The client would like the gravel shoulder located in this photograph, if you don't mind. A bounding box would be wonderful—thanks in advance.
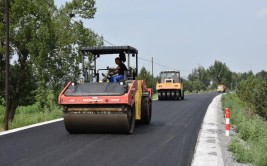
[216,95,251,166]
[192,94,252,166]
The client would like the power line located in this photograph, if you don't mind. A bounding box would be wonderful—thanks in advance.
[153,61,177,70]
[138,57,151,62]
[44,1,185,72]
[138,56,178,71]
[102,39,115,46]
[138,56,191,75]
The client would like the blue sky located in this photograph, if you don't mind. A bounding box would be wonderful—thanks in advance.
[56,0,267,78]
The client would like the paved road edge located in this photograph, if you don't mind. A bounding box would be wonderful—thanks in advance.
[0,118,63,136]
[191,94,224,166]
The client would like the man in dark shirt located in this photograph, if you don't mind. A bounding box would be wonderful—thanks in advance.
[110,57,127,83]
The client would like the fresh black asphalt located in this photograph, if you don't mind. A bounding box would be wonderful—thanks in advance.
[0,93,218,166]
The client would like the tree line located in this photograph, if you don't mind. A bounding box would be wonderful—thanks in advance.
[138,60,267,94]
[185,60,267,94]
[0,0,102,125]
[237,76,267,119]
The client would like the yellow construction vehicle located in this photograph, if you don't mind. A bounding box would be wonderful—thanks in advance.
[156,70,184,100]
[217,84,226,93]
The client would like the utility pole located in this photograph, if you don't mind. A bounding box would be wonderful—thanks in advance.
[152,57,153,77]
[5,0,10,130]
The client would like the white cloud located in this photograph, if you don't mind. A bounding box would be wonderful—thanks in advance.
[257,8,267,16]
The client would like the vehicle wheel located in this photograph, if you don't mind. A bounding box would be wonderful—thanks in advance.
[176,91,180,100]
[126,106,135,134]
[171,91,175,100]
[181,90,184,100]
[158,92,162,100]
[140,98,152,124]
[166,91,170,99]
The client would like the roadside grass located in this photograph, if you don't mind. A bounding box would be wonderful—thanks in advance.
[222,93,267,166]
[152,93,158,100]
[0,103,63,132]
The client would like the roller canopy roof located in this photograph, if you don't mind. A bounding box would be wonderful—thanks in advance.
[80,46,138,55]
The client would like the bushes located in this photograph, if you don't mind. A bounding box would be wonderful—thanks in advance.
[222,93,267,165]
[0,92,63,131]
[0,104,62,131]
[228,137,252,163]
[183,80,207,93]
[9,107,62,129]
[238,117,266,141]
[237,77,267,119]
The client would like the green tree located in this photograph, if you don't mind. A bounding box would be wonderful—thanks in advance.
[45,7,103,101]
[230,72,242,90]
[192,81,206,92]
[188,65,210,89]
[183,80,193,92]
[255,70,267,80]
[0,0,101,126]
[61,0,96,20]
[1,0,53,121]
[137,67,157,92]
[240,70,254,80]
[208,60,232,88]
[237,77,267,119]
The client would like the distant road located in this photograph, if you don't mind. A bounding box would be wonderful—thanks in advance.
[0,93,218,166]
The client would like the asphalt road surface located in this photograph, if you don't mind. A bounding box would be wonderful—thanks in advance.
[0,93,218,166]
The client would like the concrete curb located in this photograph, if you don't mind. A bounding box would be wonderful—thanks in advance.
[191,94,224,166]
[0,118,63,136]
